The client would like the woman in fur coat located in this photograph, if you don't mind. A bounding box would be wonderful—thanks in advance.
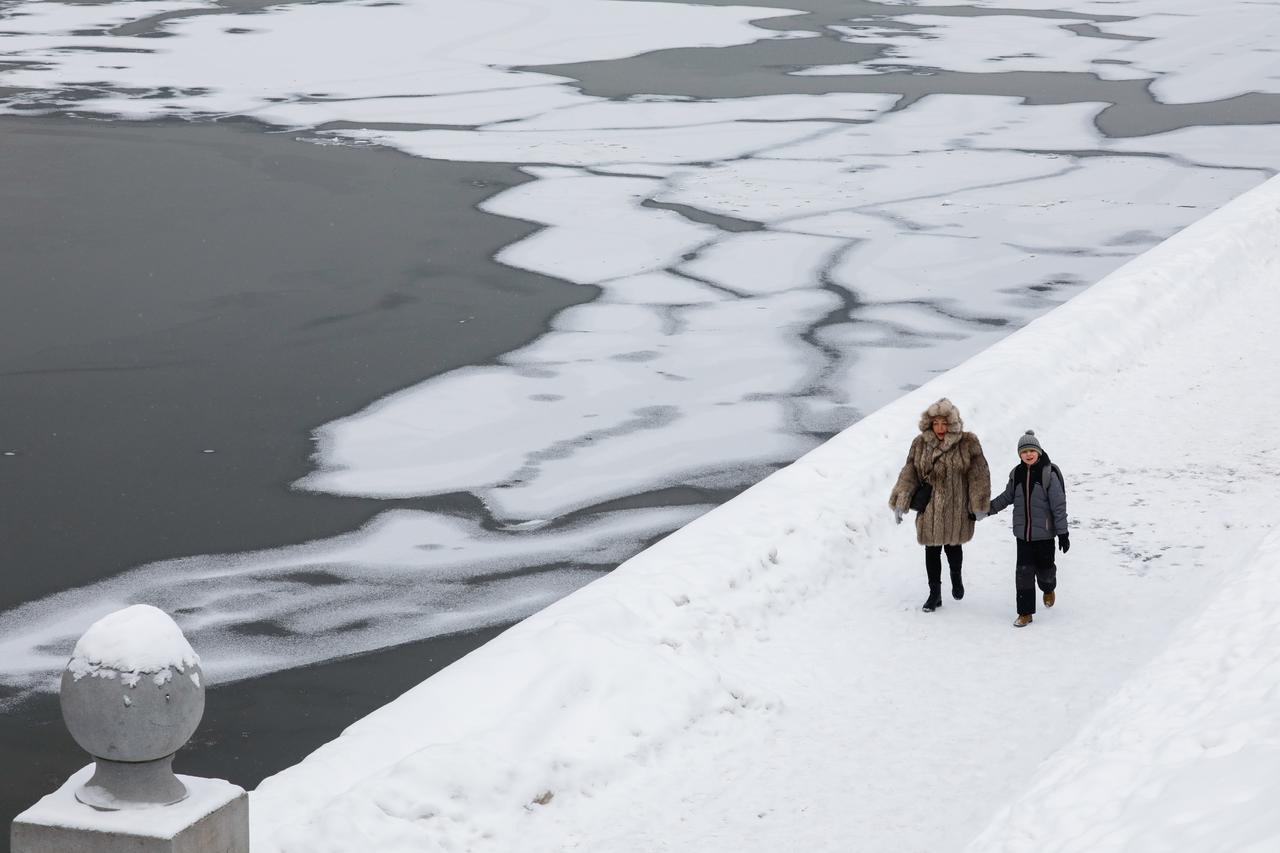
[888,398,992,611]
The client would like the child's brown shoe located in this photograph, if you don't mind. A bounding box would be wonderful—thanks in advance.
[1044,590,1056,608]
[1013,614,1033,628]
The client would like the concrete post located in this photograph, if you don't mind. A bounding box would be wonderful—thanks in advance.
[10,605,249,853]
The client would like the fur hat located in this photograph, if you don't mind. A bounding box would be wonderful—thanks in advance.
[917,398,964,434]
[1017,430,1043,454]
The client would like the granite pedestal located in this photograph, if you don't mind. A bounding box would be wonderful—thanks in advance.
[12,766,248,853]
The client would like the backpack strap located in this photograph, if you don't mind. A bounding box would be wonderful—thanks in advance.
[1010,463,1065,495]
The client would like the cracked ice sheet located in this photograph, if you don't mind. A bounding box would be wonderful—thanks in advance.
[299,289,833,520]
[484,92,897,131]
[823,154,1259,309]
[662,150,1073,225]
[0,0,210,34]
[829,15,1150,79]
[258,91,891,132]
[0,505,706,705]
[305,94,1275,516]
[598,271,730,305]
[485,170,721,284]
[249,87,597,131]
[330,92,893,185]
[676,231,850,296]
[819,158,1271,414]
[256,89,890,133]
[822,0,1280,104]
[344,120,836,169]
[0,0,800,117]
[1107,124,1280,172]
[763,95,1108,157]
[647,97,1271,425]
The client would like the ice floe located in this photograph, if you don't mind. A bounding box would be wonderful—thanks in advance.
[858,0,1280,104]
[0,0,798,116]
[0,505,705,705]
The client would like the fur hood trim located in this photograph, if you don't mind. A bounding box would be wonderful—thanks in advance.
[918,398,963,434]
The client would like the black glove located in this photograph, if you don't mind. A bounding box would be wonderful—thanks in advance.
[1058,532,1070,553]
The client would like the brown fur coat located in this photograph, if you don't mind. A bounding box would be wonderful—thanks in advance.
[888,398,992,547]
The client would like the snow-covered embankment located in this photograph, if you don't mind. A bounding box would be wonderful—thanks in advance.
[966,522,1280,853]
[251,175,1280,851]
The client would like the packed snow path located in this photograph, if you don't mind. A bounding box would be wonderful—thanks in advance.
[250,180,1280,851]
[502,227,1280,850]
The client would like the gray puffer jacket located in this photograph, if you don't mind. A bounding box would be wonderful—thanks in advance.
[988,458,1068,541]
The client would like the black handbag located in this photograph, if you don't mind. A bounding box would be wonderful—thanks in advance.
[909,482,932,512]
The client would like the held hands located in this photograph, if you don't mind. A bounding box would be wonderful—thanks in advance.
[968,510,987,521]
[893,507,905,525]
[1058,532,1071,553]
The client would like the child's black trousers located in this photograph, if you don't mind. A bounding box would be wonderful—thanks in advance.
[1015,538,1057,615]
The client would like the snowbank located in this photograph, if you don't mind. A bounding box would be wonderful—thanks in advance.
[249,175,1280,849]
[965,524,1280,853]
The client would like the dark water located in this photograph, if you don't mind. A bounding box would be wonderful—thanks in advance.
[0,115,593,844]
[0,116,594,608]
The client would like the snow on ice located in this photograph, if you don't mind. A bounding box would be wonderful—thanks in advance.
[308,95,1272,516]
[864,0,1280,103]
[0,0,800,118]
[0,506,704,706]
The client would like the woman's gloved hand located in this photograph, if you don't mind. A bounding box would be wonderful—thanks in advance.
[893,507,905,525]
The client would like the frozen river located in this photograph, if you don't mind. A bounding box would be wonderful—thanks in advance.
[2,0,1279,844]
[0,113,594,838]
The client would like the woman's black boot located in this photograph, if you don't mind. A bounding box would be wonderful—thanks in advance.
[944,544,964,600]
[923,555,943,611]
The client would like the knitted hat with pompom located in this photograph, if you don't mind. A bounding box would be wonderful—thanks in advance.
[1017,430,1043,454]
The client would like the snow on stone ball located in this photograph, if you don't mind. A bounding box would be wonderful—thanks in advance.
[68,604,200,684]
[61,605,205,763]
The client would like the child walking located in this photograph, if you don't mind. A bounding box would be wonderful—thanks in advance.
[986,430,1070,627]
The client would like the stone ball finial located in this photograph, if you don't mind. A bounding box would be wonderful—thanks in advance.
[59,604,205,810]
